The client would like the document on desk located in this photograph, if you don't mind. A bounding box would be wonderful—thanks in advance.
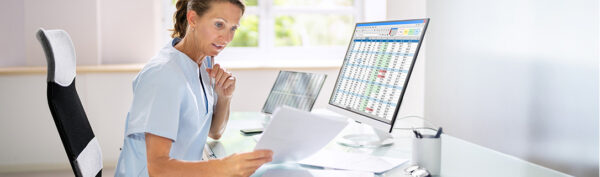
[298,149,408,173]
[254,107,348,163]
[262,169,374,177]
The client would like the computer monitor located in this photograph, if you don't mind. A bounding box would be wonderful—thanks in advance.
[262,71,327,114]
[327,19,429,147]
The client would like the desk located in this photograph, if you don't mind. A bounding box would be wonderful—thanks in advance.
[207,112,572,177]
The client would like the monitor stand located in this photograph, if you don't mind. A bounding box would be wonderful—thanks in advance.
[337,123,394,148]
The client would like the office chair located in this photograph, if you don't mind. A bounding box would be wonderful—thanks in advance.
[36,28,102,177]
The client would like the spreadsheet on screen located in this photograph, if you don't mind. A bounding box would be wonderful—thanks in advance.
[330,20,427,123]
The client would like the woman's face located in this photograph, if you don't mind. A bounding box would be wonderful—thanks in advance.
[189,2,242,57]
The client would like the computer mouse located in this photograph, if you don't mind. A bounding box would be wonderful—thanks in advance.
[411,169,431,177]
[404,165,432,177]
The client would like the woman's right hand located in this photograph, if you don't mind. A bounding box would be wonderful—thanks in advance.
[217,149,273,177]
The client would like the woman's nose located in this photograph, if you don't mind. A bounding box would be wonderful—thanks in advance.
[225,30,234,42]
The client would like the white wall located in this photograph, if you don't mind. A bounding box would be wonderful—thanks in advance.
[386,0,427,119]
[387,0,426,20]
[24,0,100,66]
[0,0,161,67]
[0,0,25,67]
[99,0,162,64]
[424,0,598,176]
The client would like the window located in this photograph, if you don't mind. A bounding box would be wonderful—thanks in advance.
[163,0,374,67]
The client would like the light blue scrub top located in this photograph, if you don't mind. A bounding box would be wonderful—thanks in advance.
[115,39,216,177]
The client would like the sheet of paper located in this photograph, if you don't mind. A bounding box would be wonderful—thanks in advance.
[298,149,408,173]
[254,107,348,163]
[262,169,374,177]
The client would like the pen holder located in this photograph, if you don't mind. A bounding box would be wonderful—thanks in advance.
[412,136,441,176]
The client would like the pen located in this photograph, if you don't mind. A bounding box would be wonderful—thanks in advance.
[413,129,420,138]
[413,129,422,139]
[207,56,214,86]
[434,127,443,138]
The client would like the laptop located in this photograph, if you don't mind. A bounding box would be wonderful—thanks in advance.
[261,70,327,115]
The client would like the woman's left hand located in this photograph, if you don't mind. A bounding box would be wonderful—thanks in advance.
[207,63,236,98]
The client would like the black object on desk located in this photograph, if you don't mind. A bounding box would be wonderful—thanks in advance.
[240,128,263,135]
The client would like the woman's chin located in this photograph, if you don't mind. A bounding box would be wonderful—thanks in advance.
[209,50,222,56]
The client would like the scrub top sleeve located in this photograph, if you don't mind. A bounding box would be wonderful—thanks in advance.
[126,67,184,141]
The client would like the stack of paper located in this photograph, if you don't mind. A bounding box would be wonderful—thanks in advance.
[253,107,407,175]
[299,149,407,173]
[262,169,374,177]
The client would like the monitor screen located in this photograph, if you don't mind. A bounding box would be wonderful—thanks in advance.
[262,71,327,114]
[329,19,429,126]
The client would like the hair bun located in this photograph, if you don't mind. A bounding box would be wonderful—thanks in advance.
[171,0,189,38]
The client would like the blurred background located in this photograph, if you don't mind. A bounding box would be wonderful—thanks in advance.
[0,0,597,176]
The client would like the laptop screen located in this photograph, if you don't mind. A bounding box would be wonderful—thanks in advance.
[262,71,327,114]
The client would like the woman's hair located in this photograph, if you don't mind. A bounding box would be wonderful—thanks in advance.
[172,0,246,38]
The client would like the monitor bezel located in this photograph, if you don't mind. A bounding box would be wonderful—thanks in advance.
[327,18,430,133]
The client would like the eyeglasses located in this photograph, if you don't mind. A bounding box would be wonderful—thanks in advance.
[404,165,432,177]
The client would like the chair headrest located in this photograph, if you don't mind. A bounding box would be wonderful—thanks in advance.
[36,28,77,87]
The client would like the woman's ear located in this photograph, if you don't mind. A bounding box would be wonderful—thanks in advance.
[186,10,198,29]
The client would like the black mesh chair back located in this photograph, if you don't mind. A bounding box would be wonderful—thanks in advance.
[36,28,102,177]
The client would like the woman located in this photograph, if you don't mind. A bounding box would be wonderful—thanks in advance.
[115,0,273,176]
